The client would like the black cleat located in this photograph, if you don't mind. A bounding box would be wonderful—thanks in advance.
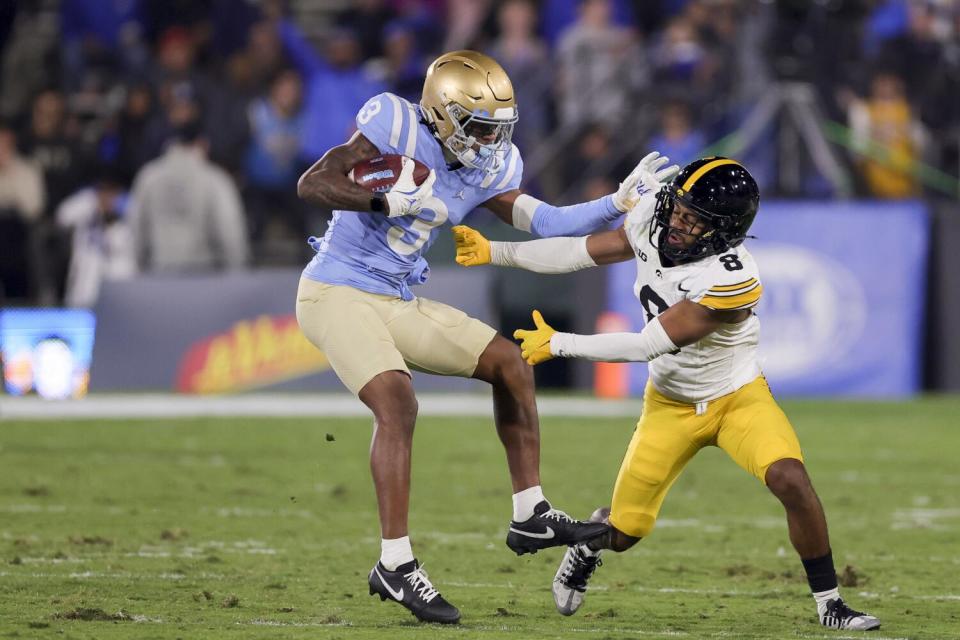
[368,559,460,624]
[506,501,609,556]
[819,598,881,631]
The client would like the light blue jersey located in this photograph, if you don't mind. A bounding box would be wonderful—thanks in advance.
[303,92,523,300]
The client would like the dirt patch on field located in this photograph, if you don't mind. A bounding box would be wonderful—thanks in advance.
[838,564,866,587]
[584,608,617,619]
[68,535,113,546]
[160,528,189,541]
[724,564,754,576]
[53,608,133,622]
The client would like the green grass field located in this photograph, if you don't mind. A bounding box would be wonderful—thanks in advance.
[2,398,959,639]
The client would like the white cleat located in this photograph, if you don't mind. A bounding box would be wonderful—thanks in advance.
[552,544,602,616]
[819,598,881,631]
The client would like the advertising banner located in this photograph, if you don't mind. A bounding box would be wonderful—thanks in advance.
[91,268,494,393]
[605,201,929,397]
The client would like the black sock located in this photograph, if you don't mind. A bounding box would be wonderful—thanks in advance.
[801,550,838,593]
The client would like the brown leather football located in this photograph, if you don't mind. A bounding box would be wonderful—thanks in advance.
[348,155,430,193]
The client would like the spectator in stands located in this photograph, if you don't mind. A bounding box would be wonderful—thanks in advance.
[0,2,60,121]
[59,0,148,89]
[489,0,550,155]
[55,167,135,307]
[563,123,633,203]
[19,89,85,217]
[139,81,202,167]
[389,0,445,55]
[443,0,493,51]
[374,20,425,103]
[651,15,706,87]
[647,100,706,169]
[337,0,398,60]
[150,26,249,170]
[848,70,923,199]
[0,122,45,301]
[556,0,647,130]
[0,122,44,224]
[244,68,307,255]
[542,0,635,48]
[877,1,947,102]
[128,120,249,273]
[276,19,385,165]
[236,20,286,96]
[109,83,157,180]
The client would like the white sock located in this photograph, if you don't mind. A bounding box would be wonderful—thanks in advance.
[380,536,414,571]
[813,587,841,613]
[512,485,546,521]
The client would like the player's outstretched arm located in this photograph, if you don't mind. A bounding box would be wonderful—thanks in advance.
[513,301,748,366]
[452,226,633,273]
[482,152,679,237]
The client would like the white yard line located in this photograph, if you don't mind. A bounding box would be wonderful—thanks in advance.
[0,393,645,420]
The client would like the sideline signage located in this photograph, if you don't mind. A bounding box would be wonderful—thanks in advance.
[91,268,493,393]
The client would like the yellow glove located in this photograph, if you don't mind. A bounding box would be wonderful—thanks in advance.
[452,225,491,266]
[512,310,556,365]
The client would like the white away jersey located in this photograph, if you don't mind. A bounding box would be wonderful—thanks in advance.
[623,194,764,403]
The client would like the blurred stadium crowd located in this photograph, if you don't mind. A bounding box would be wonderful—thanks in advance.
[0,0,957,308]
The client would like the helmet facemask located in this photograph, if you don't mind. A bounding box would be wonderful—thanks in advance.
[439,101,517,175]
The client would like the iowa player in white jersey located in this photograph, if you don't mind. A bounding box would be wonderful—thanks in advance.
[452,158,880,631]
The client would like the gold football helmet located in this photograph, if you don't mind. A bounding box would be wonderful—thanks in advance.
[421,50,518,175]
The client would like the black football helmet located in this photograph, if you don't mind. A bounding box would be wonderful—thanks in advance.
[652,157,760,262]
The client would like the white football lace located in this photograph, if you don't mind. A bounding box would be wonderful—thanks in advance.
[404,564,439,603]
[543,508,575,523]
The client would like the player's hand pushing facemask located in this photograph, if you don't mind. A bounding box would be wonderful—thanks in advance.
[612,151,680,214]
[513,310,557,365]
[385,157,437,218]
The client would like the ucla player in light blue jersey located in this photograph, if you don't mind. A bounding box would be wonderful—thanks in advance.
[294,50,679,624]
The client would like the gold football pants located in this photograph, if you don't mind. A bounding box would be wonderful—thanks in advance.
[609,376,803,538]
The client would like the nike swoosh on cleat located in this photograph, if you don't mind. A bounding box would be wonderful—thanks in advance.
[374,566,404,601]
[509,526,555,539]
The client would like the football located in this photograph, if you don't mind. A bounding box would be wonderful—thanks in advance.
[348,154,430,193]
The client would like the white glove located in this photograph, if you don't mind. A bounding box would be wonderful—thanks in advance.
[612,151,680,213]
[384,157,436,217]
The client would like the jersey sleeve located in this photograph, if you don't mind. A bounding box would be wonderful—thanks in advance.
[480,144,524,196]
[686,251,763,311]
[355,92,418,156]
